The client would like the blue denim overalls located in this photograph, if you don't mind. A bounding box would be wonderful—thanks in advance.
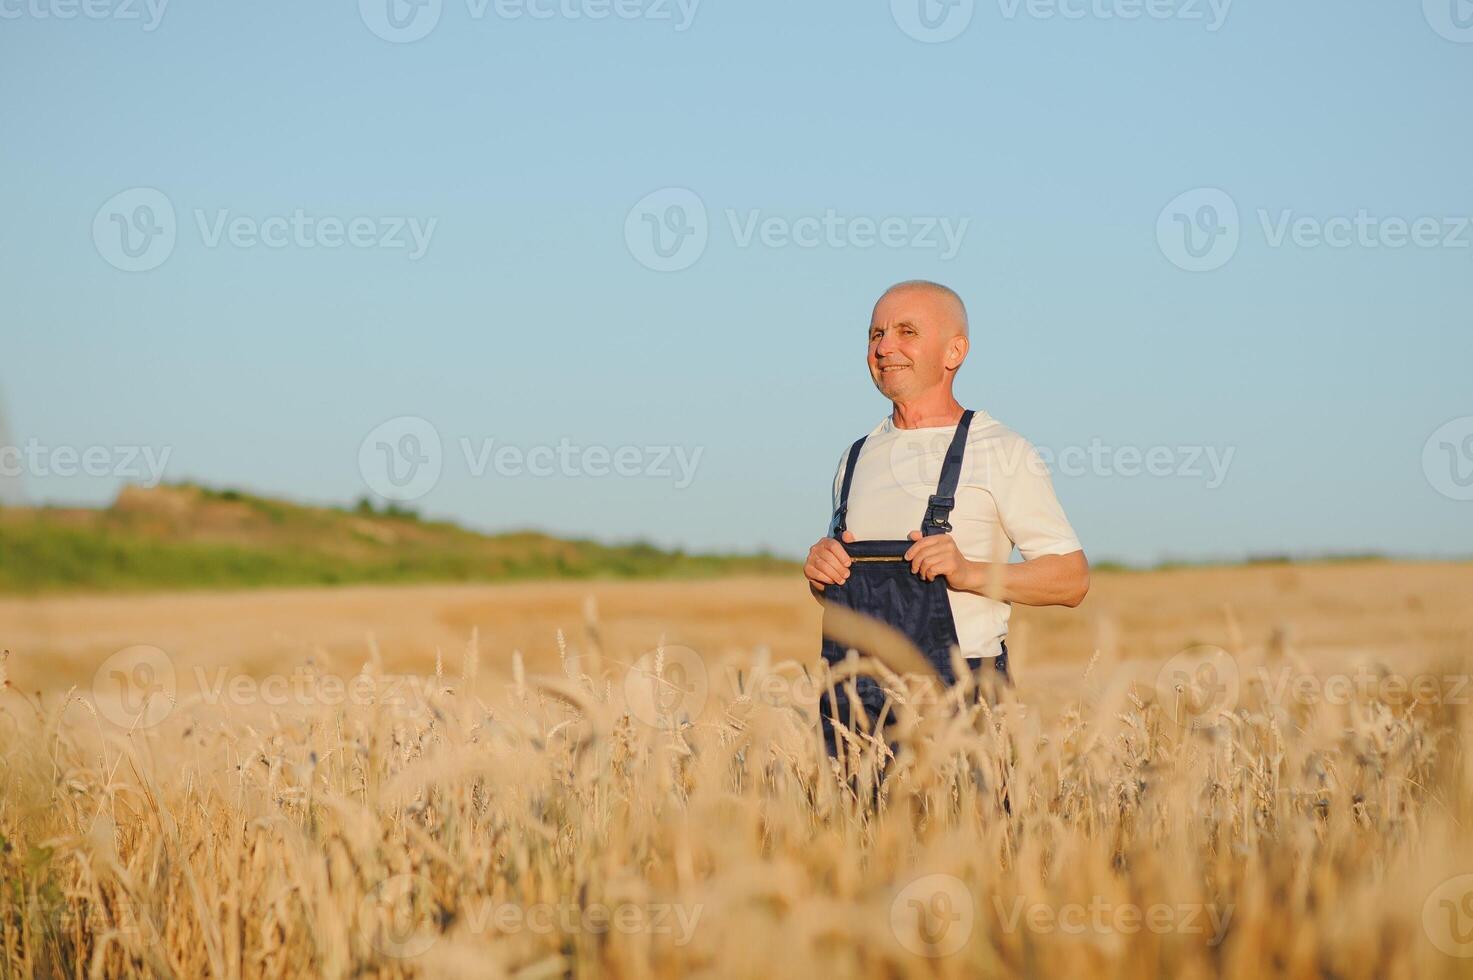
[819,410,1009,757]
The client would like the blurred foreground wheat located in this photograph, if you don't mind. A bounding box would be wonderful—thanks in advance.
[2,615,1471,979]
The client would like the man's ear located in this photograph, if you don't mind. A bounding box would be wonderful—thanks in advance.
[946,334,969,370]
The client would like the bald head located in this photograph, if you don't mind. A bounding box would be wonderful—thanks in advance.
[875,280,968,339]
[867,280,970,404]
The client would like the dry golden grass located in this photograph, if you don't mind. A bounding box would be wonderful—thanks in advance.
[2,563,1473,978]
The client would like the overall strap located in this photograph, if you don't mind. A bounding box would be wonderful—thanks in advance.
[922,409,975,536]
[830,436,867,536]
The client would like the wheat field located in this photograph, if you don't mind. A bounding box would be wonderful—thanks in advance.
[3,563,1473,978]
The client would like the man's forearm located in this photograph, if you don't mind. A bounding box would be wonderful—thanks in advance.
[955,551,1089,607]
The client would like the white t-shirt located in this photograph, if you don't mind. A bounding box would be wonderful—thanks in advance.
[830,411,1082,659]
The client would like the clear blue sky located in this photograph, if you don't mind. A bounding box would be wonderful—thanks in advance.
[2,0,1470,564]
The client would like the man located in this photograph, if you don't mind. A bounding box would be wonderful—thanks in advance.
[805,281,1088,708]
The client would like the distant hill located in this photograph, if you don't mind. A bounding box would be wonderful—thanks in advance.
[0,483,797,594]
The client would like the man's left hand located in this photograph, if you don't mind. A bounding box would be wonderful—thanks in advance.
[905,530,980,590]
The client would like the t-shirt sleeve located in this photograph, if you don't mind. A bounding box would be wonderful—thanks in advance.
[993,438,1083,559]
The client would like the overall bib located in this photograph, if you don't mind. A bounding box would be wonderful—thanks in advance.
[818,410,1009,758]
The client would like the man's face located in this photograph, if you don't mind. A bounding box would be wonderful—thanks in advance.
[867,288,965,401]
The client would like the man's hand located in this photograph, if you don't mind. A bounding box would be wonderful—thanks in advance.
[906,531,1091,607]
[904,530,981,590]
[804,531,856,594]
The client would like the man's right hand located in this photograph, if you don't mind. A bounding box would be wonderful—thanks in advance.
[804,531,856,593]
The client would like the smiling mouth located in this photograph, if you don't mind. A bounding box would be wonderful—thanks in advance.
[878,365,909,373]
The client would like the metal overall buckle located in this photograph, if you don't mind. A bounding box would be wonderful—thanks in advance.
[924,495,955,533]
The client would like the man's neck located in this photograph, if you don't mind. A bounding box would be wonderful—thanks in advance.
[890,393,965,430]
